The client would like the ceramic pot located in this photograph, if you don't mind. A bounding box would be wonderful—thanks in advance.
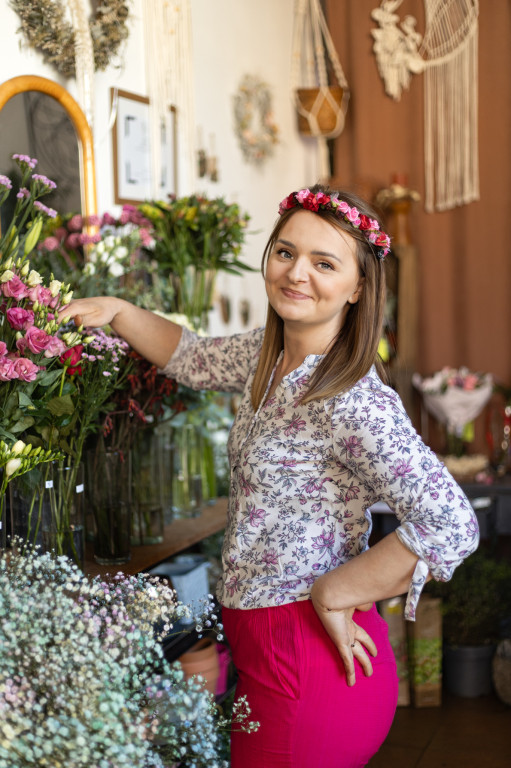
[177,637,220,695]
[444,644,496,697]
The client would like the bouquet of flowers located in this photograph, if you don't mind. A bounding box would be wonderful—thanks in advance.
[0,154,86,545]
[34,205,159,308]
[413,367,493,456]
[0,546,258,768]
[140,195,255,328]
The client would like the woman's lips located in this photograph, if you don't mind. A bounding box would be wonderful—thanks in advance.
[281,287,310,300]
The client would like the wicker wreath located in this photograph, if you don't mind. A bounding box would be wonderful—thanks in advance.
[11,0,130,78]
[233,75,279,165]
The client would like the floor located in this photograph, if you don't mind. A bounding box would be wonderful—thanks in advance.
[367,691,510,767]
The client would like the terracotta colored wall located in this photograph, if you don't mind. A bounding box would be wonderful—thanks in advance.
[326,0,511,391]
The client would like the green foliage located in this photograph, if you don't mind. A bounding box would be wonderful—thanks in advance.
[426,547,511,646]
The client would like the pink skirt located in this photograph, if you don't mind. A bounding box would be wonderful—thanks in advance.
[222,600,398,768]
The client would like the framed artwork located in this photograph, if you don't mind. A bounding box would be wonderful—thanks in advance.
[159,105,178,197]
[111,88,152,204]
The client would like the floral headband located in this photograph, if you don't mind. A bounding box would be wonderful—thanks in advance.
[278,188,391,260]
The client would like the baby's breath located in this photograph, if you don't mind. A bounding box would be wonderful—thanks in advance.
[0,546,258,767]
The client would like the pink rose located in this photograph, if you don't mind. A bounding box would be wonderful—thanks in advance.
[345,207,361,224]
[43,335,68,358]
[337,201,350,214]
[463,374,479,390]
[2,276,29,300]
[0,357,18,381]
[13,357,40,382]
[296,188,312,204]
[21,326,52,354]
[6,307,35,330]
[27,284,53,306]
[0,341,7,356]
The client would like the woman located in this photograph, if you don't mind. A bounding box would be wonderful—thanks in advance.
[64,185,479,767]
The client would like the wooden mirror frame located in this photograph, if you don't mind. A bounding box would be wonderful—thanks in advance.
[0,75,97,219]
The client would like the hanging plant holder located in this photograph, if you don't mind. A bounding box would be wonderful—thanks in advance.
[295,85,345,138]
[291,0,350,177]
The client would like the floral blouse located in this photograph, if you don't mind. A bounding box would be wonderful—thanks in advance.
[161,327,479,620]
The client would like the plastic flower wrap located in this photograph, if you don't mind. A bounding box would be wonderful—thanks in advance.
[413,367,493,461]
[0,546,259,768]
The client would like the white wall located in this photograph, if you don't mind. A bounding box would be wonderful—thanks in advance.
[1,0,321,333]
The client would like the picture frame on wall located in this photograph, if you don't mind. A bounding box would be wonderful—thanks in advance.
[159,105,178,197]
[111,88,152,204]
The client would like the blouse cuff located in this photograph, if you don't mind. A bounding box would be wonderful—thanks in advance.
[395,526,432,621]
[157,325,195,378]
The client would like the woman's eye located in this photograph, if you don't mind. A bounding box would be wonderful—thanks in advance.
[318,261,334,270]
[276,248,293,259]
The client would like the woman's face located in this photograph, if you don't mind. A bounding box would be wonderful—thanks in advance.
[265,210,363,339]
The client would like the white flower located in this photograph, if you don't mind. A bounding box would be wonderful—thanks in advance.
[11,440,26,455]
[49,279,62,297]
[108,261,125,278]
[0,270,14,283]
[26,269,43,287]
[5,457,22,476]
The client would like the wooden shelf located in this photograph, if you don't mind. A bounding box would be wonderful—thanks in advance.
[85,497,228,578]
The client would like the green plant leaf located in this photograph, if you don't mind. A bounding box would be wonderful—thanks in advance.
[47,394,75,417]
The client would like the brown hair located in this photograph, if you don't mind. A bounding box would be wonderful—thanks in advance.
[251,184,388,410]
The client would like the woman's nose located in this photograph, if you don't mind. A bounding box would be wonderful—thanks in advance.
[287,256,309,281]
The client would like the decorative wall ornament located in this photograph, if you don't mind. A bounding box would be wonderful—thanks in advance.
[10,0,130,78]
[291,0,350,179]
[371,0,480,212]
[142,0,194,192]
[233,75,279,165]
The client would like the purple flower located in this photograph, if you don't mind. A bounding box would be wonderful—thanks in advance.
[33,201,57,218]
[16,187,30,200]
[390,459,414,479]
[0,175,12,190]
[31,173,57,190]
[12,153,37,169]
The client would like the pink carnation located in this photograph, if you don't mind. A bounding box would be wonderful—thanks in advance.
[13,357,40,382]
[0,341,7,356]
[2,276,30,300]
[6,307,35,330]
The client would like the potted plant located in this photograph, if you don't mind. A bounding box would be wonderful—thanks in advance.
[426,547,511,697]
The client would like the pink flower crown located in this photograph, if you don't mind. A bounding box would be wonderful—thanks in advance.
[278,189,391,260]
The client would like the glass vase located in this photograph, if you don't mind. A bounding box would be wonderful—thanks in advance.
[9,465,53,549]
[87,448,132,565]
[42,459,85,570]
[156,421,176,525]
[131,429,164,545]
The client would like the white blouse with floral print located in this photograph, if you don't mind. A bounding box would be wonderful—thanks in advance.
[161,327,479,620]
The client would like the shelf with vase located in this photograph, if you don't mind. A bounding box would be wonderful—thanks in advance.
[84,496,228,578]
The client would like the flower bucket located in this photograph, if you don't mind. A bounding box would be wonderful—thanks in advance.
[177,637,220,695]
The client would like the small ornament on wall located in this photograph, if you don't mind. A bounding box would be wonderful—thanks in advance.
[233,75,279,165]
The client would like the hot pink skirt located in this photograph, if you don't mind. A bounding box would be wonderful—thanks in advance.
[222,600,398,768]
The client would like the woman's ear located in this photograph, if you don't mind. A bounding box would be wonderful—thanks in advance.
[348,278,364,304]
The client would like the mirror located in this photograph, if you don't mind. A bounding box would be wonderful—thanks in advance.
[0,75,97,225]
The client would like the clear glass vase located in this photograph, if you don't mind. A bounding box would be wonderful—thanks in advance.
[131,429,165,545]
[9,465,53,549]
[42,459,85,570]
[87,448,132,565]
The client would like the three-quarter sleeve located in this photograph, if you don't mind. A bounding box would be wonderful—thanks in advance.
[330,372,480,620]
[158,326,264,393]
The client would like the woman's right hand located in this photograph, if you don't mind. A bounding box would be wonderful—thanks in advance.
[58,296,123,329]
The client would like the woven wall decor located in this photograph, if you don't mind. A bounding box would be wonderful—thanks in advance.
[371,0,480,212]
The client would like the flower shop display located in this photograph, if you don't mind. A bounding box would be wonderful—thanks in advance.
[34,205,159,309]
[0,545,259,768]
[140,194,255,329]
[412,367,493,460]
[0,154,88,547]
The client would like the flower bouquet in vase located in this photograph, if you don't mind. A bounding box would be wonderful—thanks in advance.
[413,367,494,479]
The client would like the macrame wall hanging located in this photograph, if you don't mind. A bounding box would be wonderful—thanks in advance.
[371,0,480,212]
[142,0,196,192]
[291,0,350,180]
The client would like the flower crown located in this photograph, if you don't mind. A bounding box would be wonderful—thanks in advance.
[278,188,391,260]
